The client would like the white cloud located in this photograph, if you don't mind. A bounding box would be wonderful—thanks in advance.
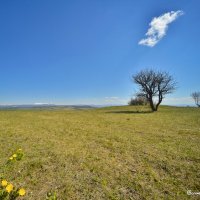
[139,10,184,47]
[162,96,193,105]
[105,97,119,100]
[34,103,50,105]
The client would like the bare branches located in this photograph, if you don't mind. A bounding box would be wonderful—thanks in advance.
[191,92,200,107]
[132,69,176,111]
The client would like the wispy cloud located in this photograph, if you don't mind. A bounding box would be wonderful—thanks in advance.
[104,97,128,104]
[34,103,50,105]
[163,96,193,105]
[139,10,184,47]
[105,97,119,100]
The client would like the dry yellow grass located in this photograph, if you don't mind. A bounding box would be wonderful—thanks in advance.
[0,106,200,199]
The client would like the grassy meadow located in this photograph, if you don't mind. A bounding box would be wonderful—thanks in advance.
[0,106,200,199]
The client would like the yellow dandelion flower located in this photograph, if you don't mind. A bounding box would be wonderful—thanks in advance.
[18,188,26,196]
[9,156,13,160]
[13,154,17,158]
[6,183,13,193]
[1,180,8,187]
[18,148,22,151]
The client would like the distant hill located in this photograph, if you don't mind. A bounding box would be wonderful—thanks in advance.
[0,104,96,110]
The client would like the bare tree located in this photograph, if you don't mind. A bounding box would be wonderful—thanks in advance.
[132,69,177,111]
[191,92,200,107]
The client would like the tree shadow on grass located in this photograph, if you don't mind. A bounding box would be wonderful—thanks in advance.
[106,110,153,114]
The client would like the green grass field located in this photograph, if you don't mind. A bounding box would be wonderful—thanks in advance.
[0,106,200,199]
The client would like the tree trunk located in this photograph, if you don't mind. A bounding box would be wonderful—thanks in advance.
[155,98,162,111]
[155,92,163,111]
[149,97,156,111]
[155,101,161,111]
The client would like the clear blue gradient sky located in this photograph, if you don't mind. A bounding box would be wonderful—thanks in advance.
[0,0,199,105]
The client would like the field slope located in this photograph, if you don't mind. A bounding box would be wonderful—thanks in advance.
[0,106,200,199]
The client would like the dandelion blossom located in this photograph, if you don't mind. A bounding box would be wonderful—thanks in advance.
[13,154,17,158]
[18,188,26,196]
[1,180,8,187]
[6,183,13,193]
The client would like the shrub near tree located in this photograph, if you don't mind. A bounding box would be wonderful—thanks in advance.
[128,94,148,106]
[132,69,177,111]
[128,97,144,106]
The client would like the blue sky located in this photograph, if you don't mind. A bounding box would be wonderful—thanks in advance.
[0,0,199,105]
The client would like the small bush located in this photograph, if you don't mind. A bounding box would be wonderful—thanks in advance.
[128,97,147,106]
